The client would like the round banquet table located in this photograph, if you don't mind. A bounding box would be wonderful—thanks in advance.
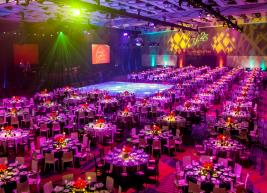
[184,161,236,192]
[203,138,245,158]
[138,127,175,147]
[150,96,171,107]
[0,162,30,193]
[73,104,96,115]
[64,95,87,105]
[104,147,149,176]
[0,129,29,153]
[158,115,186,128]
[34,92,53,102]
[84,122,116,143]
[40,136,81,169]
[3,97,29,108]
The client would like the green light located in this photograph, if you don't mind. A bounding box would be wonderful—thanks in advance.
[249,56,254,69]
[72,9,81,16]
[59,32,63,35]
[260,57,266,71]
[150,54,156,67]
[163,55,168,67]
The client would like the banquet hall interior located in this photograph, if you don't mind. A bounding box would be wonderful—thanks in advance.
[0,0,267,193]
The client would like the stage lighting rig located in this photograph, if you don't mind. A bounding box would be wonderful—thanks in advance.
[184,0,243,32]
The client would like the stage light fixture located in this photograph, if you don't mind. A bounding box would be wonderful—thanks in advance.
[72,8,81,16]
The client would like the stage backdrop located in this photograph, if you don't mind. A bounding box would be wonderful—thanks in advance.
[13,44,39,65]
[141,23,267,69]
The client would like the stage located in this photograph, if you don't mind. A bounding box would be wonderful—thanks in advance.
[79,81,173,98]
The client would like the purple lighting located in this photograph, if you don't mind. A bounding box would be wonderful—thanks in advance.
[123,32,128,37]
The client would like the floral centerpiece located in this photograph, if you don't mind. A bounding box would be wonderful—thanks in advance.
[2,126,14,135]
[44,99,52,105]
[167,111,176,122]
[142,99,147,105]
[217,134,229,146]
[151,125,161,135]
[41,89,48,94]
[49,111,58,120]
[10,107,17,115]
[203,162,213,171]
[123,91,129,96]
[123,107,129,114]
[104,95,111,100]
[184,101,191,109]
[0,164,7,174]
[122,145,133,159]
[73,178,87,191]
[64,86,72,91]
[96,118,105,124]
[54,135,67,148]
[226,117,234,127]
[80,103,89,109]
[12,96,21,101]
[156,92,163,97]
[200,162,214,177]
[234,106,241,114]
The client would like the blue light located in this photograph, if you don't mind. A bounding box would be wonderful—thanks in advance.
[80,81,173,98]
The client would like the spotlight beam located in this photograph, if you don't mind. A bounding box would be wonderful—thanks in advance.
[48,0,198,31]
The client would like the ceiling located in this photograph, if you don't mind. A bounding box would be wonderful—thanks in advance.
[0,0,267,32]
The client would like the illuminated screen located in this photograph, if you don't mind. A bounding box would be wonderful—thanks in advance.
[13,44,39,65]
[92,44,110,64]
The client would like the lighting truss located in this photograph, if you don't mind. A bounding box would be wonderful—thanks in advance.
[184,0,243,32]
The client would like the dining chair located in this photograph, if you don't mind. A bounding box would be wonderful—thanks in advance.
[40,123,49,138]
[43,181,53,193]
[234,163,242,182]
[213,187,226,193]
[21,114,31,128]
[62,151,74,169]
[62,173,74,184]
[106,176,114,192]
[152,139,161,156]
[52,122,61,136]
[16,180,30,193]
[37,136,46,149]
[182,156,191,168]
[11,116,19,128]
[0,116,7,127]
[0,157,7,164]
[44,153,59,172]
[81,135,89,149]
[164,138,175,156]
[218,158,228,167]
[16,156,25,164]
[78,112,85,124]
[188,181,202,193]
[199,155,210,164]
[29,160,41,192]
[85,172,97,182]
[70,132,78,140]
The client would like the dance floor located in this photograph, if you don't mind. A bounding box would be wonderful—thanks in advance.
[79,81,173,97]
